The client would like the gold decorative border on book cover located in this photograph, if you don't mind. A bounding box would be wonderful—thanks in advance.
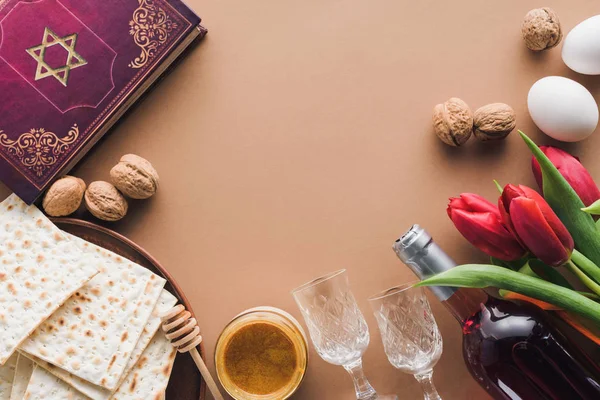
[129,0,178,69]
[0,125,79,177]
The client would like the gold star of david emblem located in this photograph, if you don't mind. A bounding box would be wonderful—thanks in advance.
[26,27,87,87]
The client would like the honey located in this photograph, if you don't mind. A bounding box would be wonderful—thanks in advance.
[223,322,297,394]
[215,307,308,400]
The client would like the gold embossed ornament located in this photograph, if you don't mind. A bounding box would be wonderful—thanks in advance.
[129,0,178,68]
[0,125,79,177]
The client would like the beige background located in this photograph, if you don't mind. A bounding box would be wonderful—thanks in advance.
[3,0,600,398]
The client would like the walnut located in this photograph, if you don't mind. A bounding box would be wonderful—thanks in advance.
[84,181,128,221]
[432,98,473,146]
[109,154,159,199]
[522,8,562,51]
[473,103,516,141]
[42,176,86,217]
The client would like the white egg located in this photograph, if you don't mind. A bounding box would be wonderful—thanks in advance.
[527,76,598,142]
[563,15,600,75]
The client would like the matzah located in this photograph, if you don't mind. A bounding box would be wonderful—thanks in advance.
[21,290,178,400]
[9,354,34,400]
[110,330,177,400]
[0,194,99,364]
[0,353,16,400]
[24,366,88,400]
[21,330,177,400]
[20,233,166,390]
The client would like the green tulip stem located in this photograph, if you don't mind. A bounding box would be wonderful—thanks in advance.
[566,260,600,297]
[581,291,600,302]
[501,288,600,302]
[571,249,600,285]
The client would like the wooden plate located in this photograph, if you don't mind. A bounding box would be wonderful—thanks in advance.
[51,218,207,400]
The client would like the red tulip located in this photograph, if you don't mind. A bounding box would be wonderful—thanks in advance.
[500,184,574,267]
[448,194,527,261]
[532,146,600,207]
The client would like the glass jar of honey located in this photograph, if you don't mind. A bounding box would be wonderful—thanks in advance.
[215,306,309,400]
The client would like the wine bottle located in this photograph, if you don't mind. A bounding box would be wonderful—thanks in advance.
[393,225,600,400]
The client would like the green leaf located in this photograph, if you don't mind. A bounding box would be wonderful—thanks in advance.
[416,264,600,326]
[493,180,503,194]
[528,259,573,289]
[519,131,600,266]
[582,199,600,215]
[571,249,600,285]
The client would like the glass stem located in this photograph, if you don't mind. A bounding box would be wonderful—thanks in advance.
[414,370,442,400]
[343,358,377,400]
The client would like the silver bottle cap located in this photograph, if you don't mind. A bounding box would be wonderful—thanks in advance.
[393,224,456,301]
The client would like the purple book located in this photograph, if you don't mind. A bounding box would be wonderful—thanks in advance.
[0,0,205,203]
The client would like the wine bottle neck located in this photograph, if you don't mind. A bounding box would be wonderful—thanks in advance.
[393,225,457,301]
[442,287,488,322]
[393,225,489,322]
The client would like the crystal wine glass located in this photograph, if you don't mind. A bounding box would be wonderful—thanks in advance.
[369,283,443,400]
[292,270,397,400]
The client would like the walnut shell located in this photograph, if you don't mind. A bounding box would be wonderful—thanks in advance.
[84,181,128,221]
[110,154,159,199]
[522,8,562,51]
[433,98,473,146]
[42,176,86,217]
[473,103,516,141]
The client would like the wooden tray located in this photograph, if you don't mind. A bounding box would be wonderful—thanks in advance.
[52,218,207,400]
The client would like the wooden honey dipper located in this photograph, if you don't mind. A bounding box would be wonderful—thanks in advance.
[161,305,225,400]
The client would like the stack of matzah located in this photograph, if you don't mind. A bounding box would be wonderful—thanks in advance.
[0,195,181,400]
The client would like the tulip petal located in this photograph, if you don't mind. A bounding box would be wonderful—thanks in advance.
[447,198,465,218]
[519,186,574,252]
[448,194,501,218]
[450,209,526,261]
[509,197,570,266]
[498,196,527,249]
[501,184,526,210]
[533,146,600,207]
[460,193,501,216]
[521,131,600,267]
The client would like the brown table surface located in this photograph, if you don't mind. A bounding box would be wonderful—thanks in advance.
[3,0,600,398]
